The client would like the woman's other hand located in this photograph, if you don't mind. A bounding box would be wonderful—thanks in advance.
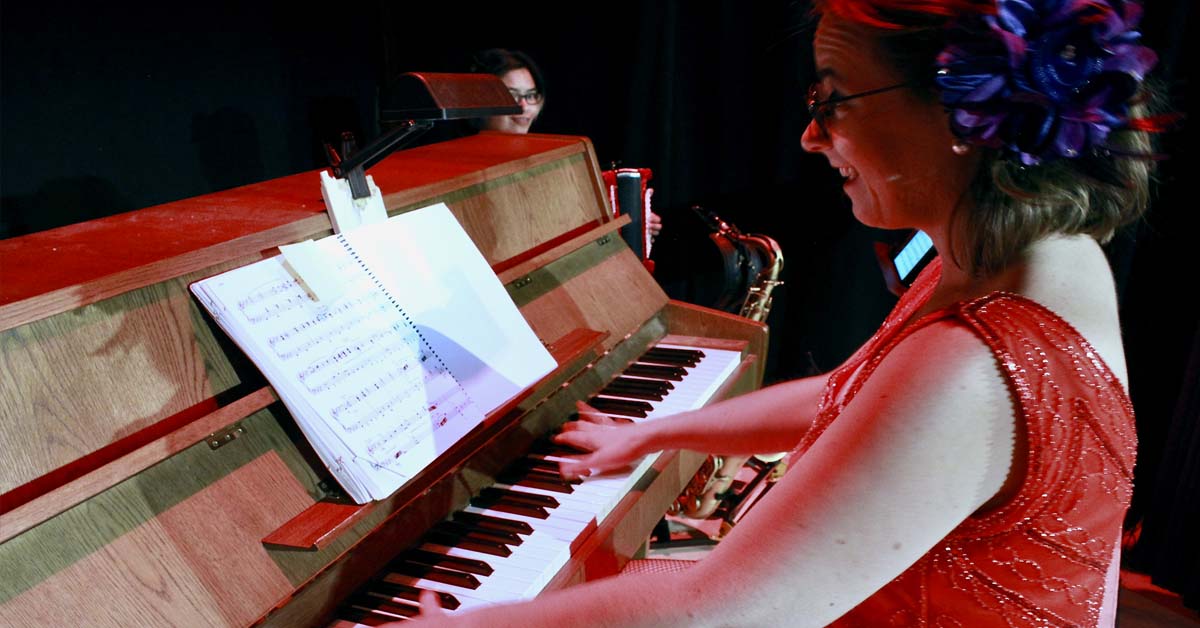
[378,590,448,626]
[647,210,663,238]
[554,402,649,478]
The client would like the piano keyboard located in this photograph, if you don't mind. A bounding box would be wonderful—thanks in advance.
[329,343,742,625]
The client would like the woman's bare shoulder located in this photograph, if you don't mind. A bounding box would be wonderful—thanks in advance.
[1014,235,1128,385]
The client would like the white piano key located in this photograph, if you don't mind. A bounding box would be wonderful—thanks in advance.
[592,347,741,423]
[492,482,620,513]
[460,505,588,538]
[418,542,544,580]
[382,571,540,605]
[417,540,567,593]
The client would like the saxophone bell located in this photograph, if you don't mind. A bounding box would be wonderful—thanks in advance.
[687,205,784,324]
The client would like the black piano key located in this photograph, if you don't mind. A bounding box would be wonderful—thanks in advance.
[433,520,524,545]
[401,548,494,576]
[470,499,549,519]
[610,376,674,392]
[503,457,561,474]
[342,599,417,624]
[367,581,461,610]
[496,467,577,493]
[389,562,481,589]
[561,414,633,425]
[645,346,705,362]
[425,529,513,556]
[517,461,582,481]
[623,363,687,381]
[530,463,583,480]
[530,457,563,472]
[509,462,581,484]
[478,487,559,509]
[586,398,650,417]
[637,352,700,367]
[496,464,555,482]
[506,476,576,494]
[453,510,534,535]
[585,401,652,415]
[599,384,664,401]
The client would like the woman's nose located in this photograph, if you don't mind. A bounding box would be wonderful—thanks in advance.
[800,118,828,153]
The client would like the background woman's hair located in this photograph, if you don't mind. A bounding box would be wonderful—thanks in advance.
[813,0,1159,276]
[469,48,547,98]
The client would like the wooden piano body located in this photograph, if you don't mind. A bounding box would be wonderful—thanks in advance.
[0,133,766,627]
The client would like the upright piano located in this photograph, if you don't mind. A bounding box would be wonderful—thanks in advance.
[0,132,766,626]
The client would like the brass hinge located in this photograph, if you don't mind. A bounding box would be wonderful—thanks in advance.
[207,423,247,450]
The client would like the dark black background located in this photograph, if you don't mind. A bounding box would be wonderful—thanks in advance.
[2,0,1194,604]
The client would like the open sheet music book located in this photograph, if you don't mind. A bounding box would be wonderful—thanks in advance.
[190,203,556,503]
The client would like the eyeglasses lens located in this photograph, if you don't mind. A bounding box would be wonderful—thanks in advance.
[509,90,543,105]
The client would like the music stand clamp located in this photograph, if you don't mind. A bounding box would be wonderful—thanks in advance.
[321,72,521,233]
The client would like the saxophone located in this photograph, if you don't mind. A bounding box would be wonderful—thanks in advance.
[737,232,785,323]
[667,207,785,523]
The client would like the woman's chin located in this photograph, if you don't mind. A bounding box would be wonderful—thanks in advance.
[848,199,886,229]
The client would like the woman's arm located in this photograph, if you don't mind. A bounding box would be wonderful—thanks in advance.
[556,373,830,477]
[681,320,1018,625]
[394,320,1016,627]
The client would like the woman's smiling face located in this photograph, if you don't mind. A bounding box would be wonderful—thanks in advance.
[801,15,979,233]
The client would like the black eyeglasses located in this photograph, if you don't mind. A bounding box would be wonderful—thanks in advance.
[509,88,544,105]
[806,81,913,135]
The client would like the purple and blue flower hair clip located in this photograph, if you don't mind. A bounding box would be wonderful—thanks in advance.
[935,0,1158,165]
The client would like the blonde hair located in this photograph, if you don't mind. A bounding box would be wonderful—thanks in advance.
[957,102,1156,275]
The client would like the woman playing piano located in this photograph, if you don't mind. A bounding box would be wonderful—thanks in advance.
[397,0,1165,624]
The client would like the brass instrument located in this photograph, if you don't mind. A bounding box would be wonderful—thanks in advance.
[737,233,784,323]
[667,207,786,524]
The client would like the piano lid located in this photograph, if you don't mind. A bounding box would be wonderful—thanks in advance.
[0,133,607,331]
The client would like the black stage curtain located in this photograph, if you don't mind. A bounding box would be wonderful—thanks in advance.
[1128,327,1200,609]
[1116,0,1198,609]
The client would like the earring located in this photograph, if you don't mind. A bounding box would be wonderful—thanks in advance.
[951,140,971,155]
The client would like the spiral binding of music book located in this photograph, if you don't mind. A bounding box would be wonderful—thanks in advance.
[189,203,555,503]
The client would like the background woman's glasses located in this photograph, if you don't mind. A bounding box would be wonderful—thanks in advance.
[509,89,544,105]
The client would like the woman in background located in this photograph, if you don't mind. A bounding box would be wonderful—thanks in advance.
[470,47,663,239]
[471,48,547,135]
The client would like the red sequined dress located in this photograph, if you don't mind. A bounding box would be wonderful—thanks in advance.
[798,258,1137,627]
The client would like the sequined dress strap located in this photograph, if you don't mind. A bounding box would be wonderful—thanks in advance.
[796,256,1136,500]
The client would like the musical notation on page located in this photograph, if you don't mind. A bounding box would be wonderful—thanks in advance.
[190,203,556,503]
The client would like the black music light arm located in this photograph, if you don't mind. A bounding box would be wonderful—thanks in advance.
[327,121,434,200]
[326,72,520,201]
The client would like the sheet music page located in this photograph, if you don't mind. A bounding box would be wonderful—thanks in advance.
[190,203,555,503]
[343,204,556,412]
